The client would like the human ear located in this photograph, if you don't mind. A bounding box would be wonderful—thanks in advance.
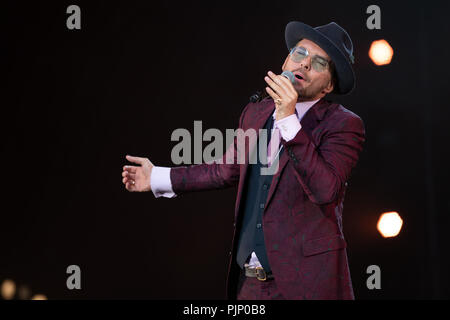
[322,79,334,94]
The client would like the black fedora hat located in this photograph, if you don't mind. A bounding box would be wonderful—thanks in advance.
[285,21,355,95]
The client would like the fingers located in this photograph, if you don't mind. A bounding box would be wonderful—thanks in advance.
[265,74,286,97]
[277,73,297,95]
[122,171,136,180]
[123,165,137,173]
[123,155,148,192]
[122,166,136,191]
[122,166,136,186]
[125,181,136,191]
[122,176,135,184]
[265,86,281,102]
[265,71,296,98]
[125,155,146,165]
[123,175,136,191]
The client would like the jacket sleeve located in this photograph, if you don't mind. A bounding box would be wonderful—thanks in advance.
[170,104,251,195]
[281,113,365,205]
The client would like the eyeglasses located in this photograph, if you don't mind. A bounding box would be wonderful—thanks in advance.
[289,46,330,72]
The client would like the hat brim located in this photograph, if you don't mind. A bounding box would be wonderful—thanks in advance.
[285,21,355,95]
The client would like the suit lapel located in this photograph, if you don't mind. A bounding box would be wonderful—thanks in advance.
[264,99,329,210]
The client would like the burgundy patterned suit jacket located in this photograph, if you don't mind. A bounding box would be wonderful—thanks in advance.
[170,98,365,300]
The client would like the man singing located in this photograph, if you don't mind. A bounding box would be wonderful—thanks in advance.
[121,21,365,300]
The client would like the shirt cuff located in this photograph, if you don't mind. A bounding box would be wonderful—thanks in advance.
[274,114,302,142]
[150,166,177,198]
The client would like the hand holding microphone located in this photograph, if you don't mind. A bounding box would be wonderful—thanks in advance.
[264,70,299,121]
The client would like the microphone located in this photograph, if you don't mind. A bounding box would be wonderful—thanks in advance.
[249,71,296,103]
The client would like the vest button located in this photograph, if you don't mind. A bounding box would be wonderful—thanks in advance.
[259,203,265,209]
[256,223,262,228]
[263,184,268,190]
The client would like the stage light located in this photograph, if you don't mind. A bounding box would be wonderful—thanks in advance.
[1,279,16,300]
[369,39,394,66]
[377,211,403,238]
[31,294,48,300]
[17,285,31,300]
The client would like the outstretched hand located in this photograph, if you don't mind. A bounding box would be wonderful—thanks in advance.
[122,155,153,192]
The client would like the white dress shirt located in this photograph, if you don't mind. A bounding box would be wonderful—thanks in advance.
[150,99,319,268]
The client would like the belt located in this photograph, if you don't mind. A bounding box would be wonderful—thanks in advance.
[244,266,274,281]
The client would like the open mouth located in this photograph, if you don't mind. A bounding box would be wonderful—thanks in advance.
[293,72,306,82]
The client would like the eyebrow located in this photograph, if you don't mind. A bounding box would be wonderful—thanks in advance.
[314,54,329,62]
[298,45,330,62]
[306,49,329,61]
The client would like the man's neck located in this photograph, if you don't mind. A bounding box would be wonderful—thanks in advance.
[297,94,325,102]
[297,96,322,103]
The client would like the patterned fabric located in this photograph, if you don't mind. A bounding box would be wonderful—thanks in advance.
[170,98,366,300]
[237,271,284,300]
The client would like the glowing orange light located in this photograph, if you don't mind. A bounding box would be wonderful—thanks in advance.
[369,39,394,66]
[31,294,48,300]
[377,211,403,238]
[17,285,31,300]
[1,279,16,300]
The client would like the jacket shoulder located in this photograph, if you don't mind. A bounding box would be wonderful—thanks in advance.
[326,102,365,133]
[330,103,362,121]
[244,97,273,112]
[239,97,273,124]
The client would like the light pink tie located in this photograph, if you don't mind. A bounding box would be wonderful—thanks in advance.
[267,126,281,167]
[267,108,298,166]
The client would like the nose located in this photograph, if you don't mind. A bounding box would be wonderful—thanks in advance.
[300,56,311,71]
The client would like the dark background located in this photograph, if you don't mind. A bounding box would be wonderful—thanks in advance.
[1,0,449,299]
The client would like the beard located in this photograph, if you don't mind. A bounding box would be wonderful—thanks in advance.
[295,80,329,101]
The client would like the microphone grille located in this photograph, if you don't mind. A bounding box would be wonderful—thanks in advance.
[281,71,295,84]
